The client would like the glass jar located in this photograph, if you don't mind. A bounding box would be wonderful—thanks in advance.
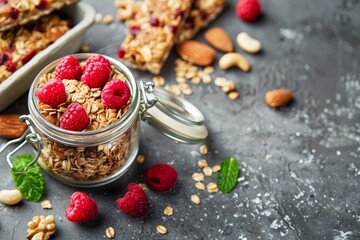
[1,54,208,187]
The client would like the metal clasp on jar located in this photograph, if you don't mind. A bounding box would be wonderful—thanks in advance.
[0,115,41,174]
[139,81,158,121]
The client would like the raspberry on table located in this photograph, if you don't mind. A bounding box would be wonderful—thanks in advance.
[116,183,149,217]
[60,102,89,131]
[81,62,111,88]
[117,48,126,59]
[35,77,66,107]
[146,164,178,192]
[101,80,130,109]
[55,55,83,80]
[65,192,98,222]
[85,54,111,71]
[236,0,261,22]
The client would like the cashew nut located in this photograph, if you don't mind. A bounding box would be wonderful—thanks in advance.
[236,32,262,54]
[0,189,22,205]
[218,52,251,72]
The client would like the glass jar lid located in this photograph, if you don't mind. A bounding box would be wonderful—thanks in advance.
[140,85,208,144]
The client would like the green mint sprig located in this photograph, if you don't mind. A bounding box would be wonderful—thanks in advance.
[217,157,239,193]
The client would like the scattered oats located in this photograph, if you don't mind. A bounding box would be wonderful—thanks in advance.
[228,91,239,100]
[199,145,208,155]
[95,13,103,23]
[81,44,90,53]
[214,77,227,87]
[156,225,168,235]
[139,183,148,190]
[136,154,145,165]
[212,164,221,172]
[103,14,114,24]
[204,66,214,74]
[192,173,205,182]
[163,206,173,216]
[197,159,208,168]
[191,76,201,85]
[176,77,187,83]
[191,194,201,205]
[40,200,52,209]
[105,227,115,239]
[202,74,212,84]
[181,87,193,95]
[195,182,205,190]
[185,71,197,79]
[203,166,213,177]
[152,76,165,87]
[206,182,218,193]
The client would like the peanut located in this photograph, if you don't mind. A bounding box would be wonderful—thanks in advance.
[236,32,262,54]
[218,53,251,72]
[0,189,22,205]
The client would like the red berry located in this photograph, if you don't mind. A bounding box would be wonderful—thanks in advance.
[81,62,111,88]
[129,25,141,35]
[5,60,16,72]
[85,54,111,71]
[60,103,89,131]
[37,0,48,10]
[116,183,149,217]
[101,80,130,109]
[0,53,9,65]
[9,8,19,19]
[0,0,8,6]
[21,49,36,64]
[55,55,83,80]
[65,192,98,222]
[117,48,126,59]
[149,17,160,27]
[169,25,178,34]
[146,164,177,192]
[236,0,261,22]
[35,77,66,107]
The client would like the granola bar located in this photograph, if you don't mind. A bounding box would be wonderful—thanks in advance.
[0,14,70,83]
[0,0,77,31]
[117,0,194,74]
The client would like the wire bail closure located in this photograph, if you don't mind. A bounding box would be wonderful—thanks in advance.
[0,115,41,174]
[139,81,158,121]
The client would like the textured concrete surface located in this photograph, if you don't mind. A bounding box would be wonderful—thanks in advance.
[1,0,360,239]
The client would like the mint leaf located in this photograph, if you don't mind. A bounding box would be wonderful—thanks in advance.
[217,157,239,193]
[10,154,44,202]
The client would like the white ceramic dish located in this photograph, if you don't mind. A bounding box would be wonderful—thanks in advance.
[0,2,95,112]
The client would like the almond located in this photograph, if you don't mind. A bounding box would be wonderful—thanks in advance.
[0,114,27,139]
[177,40,216,66]
[265,89,293,108]
[204,27,233,52]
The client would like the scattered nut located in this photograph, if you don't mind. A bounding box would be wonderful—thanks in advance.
[192,173,205,182]
[152,76,165,87]
[204,27,233,52]
[212,165,221,172]
[206,182,219,193]
[136,154,145,164]
[26,215,55,240]
[156,225,168,235]
[0,189,22,205]
[199,145,208,155]
[103,14,114,25]
[228,91,240,100]
[203,166,213,177]
[105,227,115,239]
[191,194,201,205]
[40,200,52,209]
[195,182,205,190]
[265,89,293,108]
[177,40,216,66]
[219,53,251,72]
[95,13,103,23]
[197,159,208,168]
[163,206,173,216]
[237,32,262,54]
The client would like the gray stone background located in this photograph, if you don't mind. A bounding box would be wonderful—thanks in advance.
[1,0,360,239]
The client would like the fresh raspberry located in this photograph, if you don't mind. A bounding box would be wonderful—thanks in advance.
[60,103,89,131]
[117,48,126,59]
[35,77,66,107]
[55,55,83,80]
[65,192,98,222]
[149,17,160,27]
[5,60,16,72]
[9,8,19,19]
[81,62,111,88]
[101,80,130,109]
[146,164,178,192]
[129,25,141,35]
[236,0,261,22]
[85,55,111,71]
[116,183,149,217]
[37,0,48,10]
[21,49,36,64]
